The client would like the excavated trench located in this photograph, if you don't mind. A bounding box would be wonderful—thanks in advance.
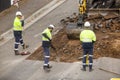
[27,12,120,62]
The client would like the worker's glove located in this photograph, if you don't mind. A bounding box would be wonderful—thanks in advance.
[49,39,56,50]
[92,40,95,43]
[51,44,56,50]
[49,39,52,42]
[21,16,25,27]
[21,20,24,27]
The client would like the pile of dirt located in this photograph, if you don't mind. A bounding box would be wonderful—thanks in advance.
[27,13,120,62]
[27,28,82,62]
[94,32,120,59]
[27,29,120,62]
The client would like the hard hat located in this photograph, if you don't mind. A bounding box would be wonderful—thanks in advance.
[84,21,90,27]
[16,11,22,16]
[48,24,55,29]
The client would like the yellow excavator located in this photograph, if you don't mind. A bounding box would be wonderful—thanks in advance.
[66,0,88,39]
[77,0,87,26]
[66,0,89,65]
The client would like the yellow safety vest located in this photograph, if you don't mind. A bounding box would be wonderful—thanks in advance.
[13,17,23,31]
[80,30,96,42]
[42,28,52,41]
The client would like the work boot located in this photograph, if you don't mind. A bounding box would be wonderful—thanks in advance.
[89,69,94,72]
[47,64,52,69]
[81,65,86,71]
[43,66,47,69]
[22,44,29,49]
[81,68,86,71]
[43,64,52,70]
[43,66,50,71]
[89,65,93,72]
[14,50,20,55]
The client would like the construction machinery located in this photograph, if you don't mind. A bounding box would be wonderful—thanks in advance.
[65,0,86,39]
[65,0,120,39]
[63,0,120,66]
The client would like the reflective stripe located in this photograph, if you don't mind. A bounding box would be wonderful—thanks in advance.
[83,63,86,65]
[14,49,19,50]
[20,39,23,41]
[44,64,48,66]
[15,42,20,44]
[89,63,93,65]
[83,55,87,57]
[82,38,92,42]
[89,55,93,57]
[45,56,50,58]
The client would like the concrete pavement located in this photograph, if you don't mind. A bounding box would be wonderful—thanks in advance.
[0,60,119,80]
[0,0,52,35]
[0,0,66,46]
[0,0,120,80]
[98,57,120,75]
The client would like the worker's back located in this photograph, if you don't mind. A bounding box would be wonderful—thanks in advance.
[80,29,96,43]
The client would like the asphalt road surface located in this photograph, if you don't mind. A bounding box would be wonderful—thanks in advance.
[0,0,119,80]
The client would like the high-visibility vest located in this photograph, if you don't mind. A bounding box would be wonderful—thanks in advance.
[42,28,52,41]
[13,17,23,31]
[80,29,96,42]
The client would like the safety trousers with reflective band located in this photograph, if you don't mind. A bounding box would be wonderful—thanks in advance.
[82,49,93,69]
[14,31,24,51]
[43,47,50,66]
[82,42,93,49]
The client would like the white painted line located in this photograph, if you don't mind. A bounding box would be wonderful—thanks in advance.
[34,33,42,38]
[0,0,66,46]
[33,0,66,38]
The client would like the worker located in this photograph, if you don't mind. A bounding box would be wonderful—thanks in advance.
[13,11,28,55]
[80,21,96,72]
[42,24,55,71]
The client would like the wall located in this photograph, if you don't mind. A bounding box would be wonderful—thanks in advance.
[0,0,11,12]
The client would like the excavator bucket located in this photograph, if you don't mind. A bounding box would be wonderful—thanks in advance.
[66,23,83,39]
[66,22,94,39]
[64,0,120,39]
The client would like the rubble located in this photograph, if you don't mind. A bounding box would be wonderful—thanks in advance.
[27,12,120,62]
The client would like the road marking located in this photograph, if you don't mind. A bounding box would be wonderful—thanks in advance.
[33,0,66,38]
[111,78,120,80]
[34,33,42,38]
[0,0,66,46]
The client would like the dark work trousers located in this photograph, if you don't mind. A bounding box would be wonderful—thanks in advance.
[43,47,50,66]
[13,31,24,51]
[82,42,93,70]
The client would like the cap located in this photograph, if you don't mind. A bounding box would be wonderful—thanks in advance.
[84,21,90,27]
[16,11,22,16]
[48,24,55,29]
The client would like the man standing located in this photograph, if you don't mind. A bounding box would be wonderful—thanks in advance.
[13,11,28,55]
[42,24,55,71]
[80,21,96,72]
